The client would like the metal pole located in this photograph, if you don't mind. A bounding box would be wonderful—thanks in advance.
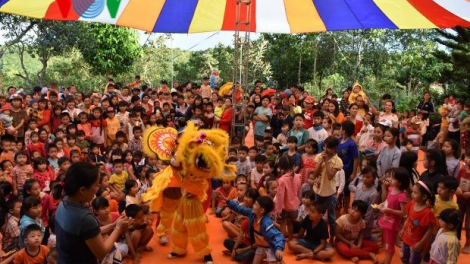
[171,35,174,88]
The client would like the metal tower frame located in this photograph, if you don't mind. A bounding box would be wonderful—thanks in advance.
[231,0,251,143]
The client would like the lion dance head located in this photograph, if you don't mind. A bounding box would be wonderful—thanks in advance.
[175,122,236,181]
[142,121,237,207]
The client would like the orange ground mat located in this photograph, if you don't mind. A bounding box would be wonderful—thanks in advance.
[135,128,469,263]
[135,212,470,264]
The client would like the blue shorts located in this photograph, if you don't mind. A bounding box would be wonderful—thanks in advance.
[297,239,332,250]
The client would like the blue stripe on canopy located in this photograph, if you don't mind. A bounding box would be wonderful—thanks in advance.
[0,0,9,8]
[153,0,199,33]
[345,0,397,29]
[312,0,362,30]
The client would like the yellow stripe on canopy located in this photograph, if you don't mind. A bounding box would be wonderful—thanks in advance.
[284,0,326,33]
[189,0,226,33]
[0,0,55,18]
[373,0,436,29]
[117,0,166,32]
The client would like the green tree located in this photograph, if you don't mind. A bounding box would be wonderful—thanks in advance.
[435,27,470,96]
[14,21,88,86]
[78,24,142,77]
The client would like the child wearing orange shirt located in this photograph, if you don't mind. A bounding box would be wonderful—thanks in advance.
[212,181,237,218]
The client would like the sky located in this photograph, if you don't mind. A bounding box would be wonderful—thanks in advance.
[138,31,261,51]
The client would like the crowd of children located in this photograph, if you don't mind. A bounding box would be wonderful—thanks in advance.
[0,79,468,264]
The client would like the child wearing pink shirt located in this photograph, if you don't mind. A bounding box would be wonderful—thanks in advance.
[276,155,301,241]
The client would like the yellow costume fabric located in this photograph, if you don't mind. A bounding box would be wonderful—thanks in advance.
[348,81,366,104]
[143,122,237,258]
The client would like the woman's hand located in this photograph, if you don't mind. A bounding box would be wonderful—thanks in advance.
[116,215,130,233]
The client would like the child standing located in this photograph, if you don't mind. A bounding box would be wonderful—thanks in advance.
[276,156,301,241]
[13,224,49,263]
[77,112,91,141]
[299,139,317,185]
[307,111,328,153]
[404,117,422,153]
[288,201,336,261]
[421,149,447,194]
[225,196,286,264]
[90,107,107,151]
[338,121,360,211]
[235,146,251,177]
[429,208,461,264]
[377,167,410,264]
[442,139,461,178]
[105,107,120,147]
[335,200,379,263]
[128,127,143,152]
[11,151,34,198]
[377,127,401,179]
[400,181,437,264]
[63,135,80,159]
[288,114,309,152]
[282,136,301,174]
[249,155,266,189]
[313,136,343,241]
[24,118,38,146]
[32,157,54,191]
[456,149,470,253]
[1,199,22,252]
[26,132,46,158]
[19,197,45,248]
[75,130,90,151]
[0,138,14,164]
[350,166,379,239]
[109,159,129,191]
[356,112,375,151]
[434,177,459,219]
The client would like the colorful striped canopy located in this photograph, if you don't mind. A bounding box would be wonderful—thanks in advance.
[0,0,469,33]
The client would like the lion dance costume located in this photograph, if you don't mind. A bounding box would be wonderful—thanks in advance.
[142,122,237,263]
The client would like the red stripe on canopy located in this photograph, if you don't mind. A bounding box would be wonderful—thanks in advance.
[221,0,256,32]
[408,0,470,28]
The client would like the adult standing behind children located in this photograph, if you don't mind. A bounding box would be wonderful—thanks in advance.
[54,162,129,264]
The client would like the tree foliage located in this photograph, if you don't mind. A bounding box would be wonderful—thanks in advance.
[0,19,467,107]
[435,27,470,96]
[77,23,142,76]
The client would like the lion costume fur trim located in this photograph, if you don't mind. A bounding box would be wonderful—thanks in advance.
[142,122,237,211]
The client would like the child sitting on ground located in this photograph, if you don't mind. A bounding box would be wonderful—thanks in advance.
[212,180,237,218]
[288,201,336,261]
[124,204,154,255]
[222,218,256,263]
[223,195,285,264]
[92,197,130,260]
[14,224,49,264]
[335,200,379,263]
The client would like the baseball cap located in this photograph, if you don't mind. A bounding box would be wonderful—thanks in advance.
[378,119,392,128]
